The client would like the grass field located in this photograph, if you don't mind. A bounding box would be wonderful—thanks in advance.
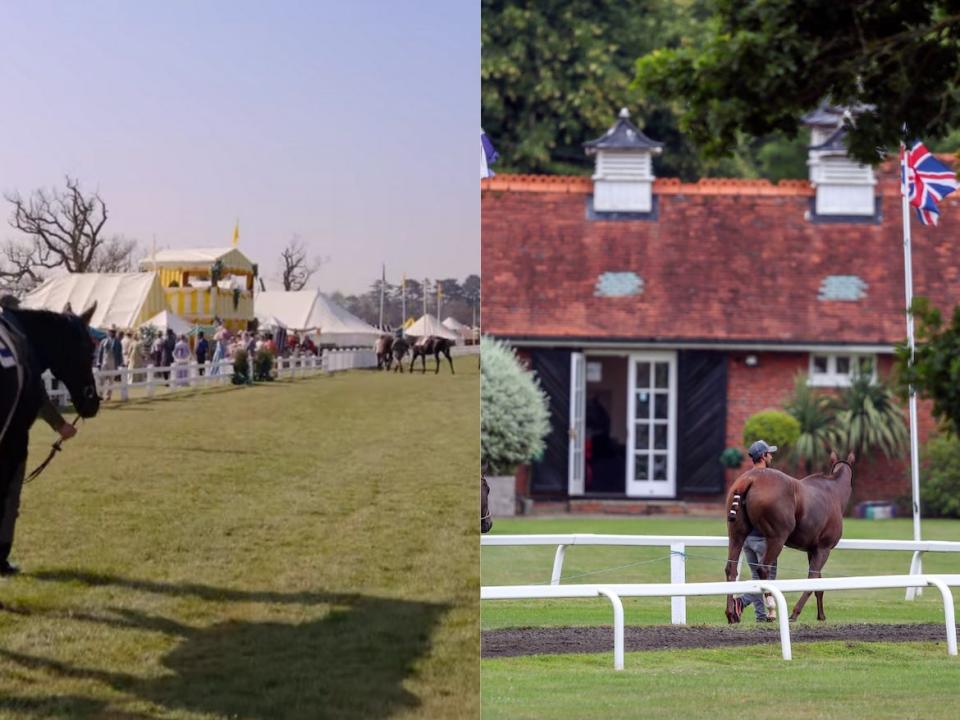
[0,358,479,719]
[482,516,960,719]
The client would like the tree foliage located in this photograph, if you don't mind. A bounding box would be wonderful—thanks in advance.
[635,1,960,164]
[481,336,550,475]
[278,235,325,291]
[920,435,960,518]
[896,297,960,435]
[482,0,809,179]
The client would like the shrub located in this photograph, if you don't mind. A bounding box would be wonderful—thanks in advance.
[232,349,250,384]
[254,349,275,381]
[742,410,801,456]
[719,447,744,468]
[481,336,550,475]
[921,435,960,518]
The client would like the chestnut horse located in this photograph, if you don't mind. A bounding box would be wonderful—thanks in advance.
[724,451,855,623]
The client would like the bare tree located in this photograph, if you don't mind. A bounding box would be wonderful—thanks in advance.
[278,236,324,291]
[2,176,140,289]
[90,236,142,272]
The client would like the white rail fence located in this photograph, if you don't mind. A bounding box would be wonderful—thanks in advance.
[44,348,378,405]
[481,534,960,622]
[482,574,960,669]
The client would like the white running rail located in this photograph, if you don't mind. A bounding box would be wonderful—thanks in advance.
[482,534,960,621]
[481,573,960,670]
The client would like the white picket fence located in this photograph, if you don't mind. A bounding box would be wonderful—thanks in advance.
[482,573,960,669]
[44,348,378,405]
[481,534,960,622]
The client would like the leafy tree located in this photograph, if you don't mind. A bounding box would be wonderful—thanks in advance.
[835,374,908,459]
[482,0,717,177]
[896,297,960,435]
[481,336,550,474]
[635,1,960,164]
[783,373,840,474]
[920,435,960,518]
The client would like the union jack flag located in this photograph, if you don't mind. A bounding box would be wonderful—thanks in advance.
[481,128,499,179]
[902,141,959,226]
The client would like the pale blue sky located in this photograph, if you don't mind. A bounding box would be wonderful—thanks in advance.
[0,1,478,294]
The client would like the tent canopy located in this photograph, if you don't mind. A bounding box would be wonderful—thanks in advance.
[140,247,255,274]
[21,272,167,330]
[255,290,381,347]
[442,316,471,334]
[140,310,194,336]
[405,313,459,341]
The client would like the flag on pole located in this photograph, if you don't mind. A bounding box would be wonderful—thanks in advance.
[902,141,959,226]
[481,128,499,179]
[232,220,240,247]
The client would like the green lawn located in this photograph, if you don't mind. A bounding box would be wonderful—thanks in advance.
[0,358,479,719]
[482,516,960,719]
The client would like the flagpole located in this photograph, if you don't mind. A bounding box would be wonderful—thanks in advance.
[900,142,924,596]
[379,263,385,330]
[401,274,406,330]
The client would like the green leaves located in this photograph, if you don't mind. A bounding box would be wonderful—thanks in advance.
[784,373,841,474]
[896,297,960,435]
[834,374,908,460]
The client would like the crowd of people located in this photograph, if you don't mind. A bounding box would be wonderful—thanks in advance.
[94,321,321,398]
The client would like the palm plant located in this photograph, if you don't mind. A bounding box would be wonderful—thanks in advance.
[784,372,840,474]
[835,373,908,460]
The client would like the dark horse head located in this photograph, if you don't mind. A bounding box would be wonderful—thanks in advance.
[481,474,492,534]
[9,303,101,418]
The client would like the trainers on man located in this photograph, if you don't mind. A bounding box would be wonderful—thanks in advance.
[0,560,20,577]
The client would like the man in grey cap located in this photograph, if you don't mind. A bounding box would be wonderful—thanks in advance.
[740,440,779,621]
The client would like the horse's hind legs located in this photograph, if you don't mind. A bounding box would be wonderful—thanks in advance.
[790,547,831,622]
[724,532,748,623]
[446,350,454,374]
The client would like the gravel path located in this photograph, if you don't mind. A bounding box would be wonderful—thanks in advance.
[482,623,950,657]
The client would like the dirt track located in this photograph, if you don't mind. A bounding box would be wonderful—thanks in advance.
[482,623,949,657]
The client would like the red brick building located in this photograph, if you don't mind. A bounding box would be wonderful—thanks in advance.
[481,108,959,513]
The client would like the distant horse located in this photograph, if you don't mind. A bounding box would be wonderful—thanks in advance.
[391,337,410,373]
[409,336,454,375]
[481,474,492,534]
[724,451,856,623]
[375,335,394,370]
[0,304,101,528]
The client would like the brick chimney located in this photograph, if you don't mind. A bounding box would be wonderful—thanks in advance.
[584,108,663,213]
[803,104,876,217]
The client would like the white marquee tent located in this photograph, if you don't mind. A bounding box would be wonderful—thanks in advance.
[442,316,474,340]
[21,272,167,330]
[255,290,381,347]
[405,313,459,341]
[139,309,194,336]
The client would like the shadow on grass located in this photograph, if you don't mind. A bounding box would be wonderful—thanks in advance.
[6,571,448,719]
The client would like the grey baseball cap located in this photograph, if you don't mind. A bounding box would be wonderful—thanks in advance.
[748,440,777,461]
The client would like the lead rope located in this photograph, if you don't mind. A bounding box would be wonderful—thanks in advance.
[25,416,80,484]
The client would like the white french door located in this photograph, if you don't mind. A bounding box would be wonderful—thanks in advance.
[568,352,586,496]
[626,352,677,498]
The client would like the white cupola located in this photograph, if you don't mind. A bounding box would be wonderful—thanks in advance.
[803,104,876,217]
[584,108,663,213]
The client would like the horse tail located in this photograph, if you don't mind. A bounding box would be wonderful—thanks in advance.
[727,476,753,523]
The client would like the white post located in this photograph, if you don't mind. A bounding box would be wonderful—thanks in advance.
[758,582,792,661]
[596,588,625,671]
[550,545,567,585]
[901,145,924,598]
[670,543,687,624]
[146,366,155,398]
[924,576,958,656]
[120,368,129,401]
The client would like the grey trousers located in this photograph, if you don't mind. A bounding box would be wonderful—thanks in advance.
[742,534,777,619]
[0,461,25,550]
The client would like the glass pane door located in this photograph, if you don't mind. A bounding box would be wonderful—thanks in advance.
[627,352,676,497]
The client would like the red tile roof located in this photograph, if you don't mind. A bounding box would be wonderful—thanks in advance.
[482,162,960,345]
